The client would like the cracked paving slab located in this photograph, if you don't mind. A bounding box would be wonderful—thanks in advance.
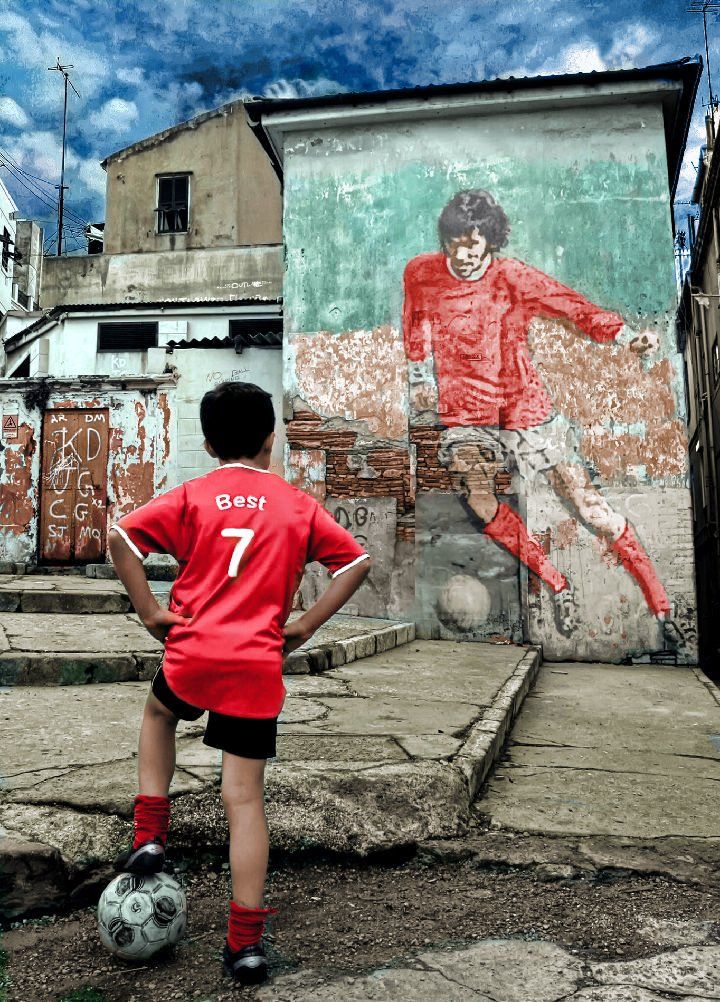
[332,642,527,705]
[1,613,161,653]
[591,947,720,997]
[483,663,720,839]
[257,941,720,1002]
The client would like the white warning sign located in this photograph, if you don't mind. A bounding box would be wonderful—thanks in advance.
[2,414,19,442]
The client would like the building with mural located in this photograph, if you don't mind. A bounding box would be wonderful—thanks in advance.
[0,99,284,568]
[250,57,701,664]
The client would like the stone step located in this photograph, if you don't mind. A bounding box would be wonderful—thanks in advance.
[0,614,415,686]
[0,577,170,614]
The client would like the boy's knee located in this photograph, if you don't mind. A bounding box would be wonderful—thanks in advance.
[221,781,263,808]
[145,692,179,725]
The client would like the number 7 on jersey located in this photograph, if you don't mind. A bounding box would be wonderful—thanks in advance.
[221,528,255,577]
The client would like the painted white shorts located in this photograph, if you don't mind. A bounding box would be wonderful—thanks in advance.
[438,414,581,481]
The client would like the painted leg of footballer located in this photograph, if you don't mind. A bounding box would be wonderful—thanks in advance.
[547,462,687,652]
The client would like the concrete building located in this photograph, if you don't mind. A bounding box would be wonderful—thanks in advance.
[251,57,701,663]
[677,105,720,674]
[0,100,284,567]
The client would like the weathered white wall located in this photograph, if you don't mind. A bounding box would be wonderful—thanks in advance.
[41,245,283,308]
[168,345,285,483]
[0,178,17,316]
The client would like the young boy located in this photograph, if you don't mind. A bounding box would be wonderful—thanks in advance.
[108,381,371,985]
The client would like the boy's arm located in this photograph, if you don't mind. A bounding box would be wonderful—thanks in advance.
[109,531,191,642]
[284,557,371,654]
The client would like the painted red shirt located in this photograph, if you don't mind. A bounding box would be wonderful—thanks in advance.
[402,254,624,429]
[113,464,368,718]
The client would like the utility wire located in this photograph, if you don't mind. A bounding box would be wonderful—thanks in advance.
[0,154,89,227]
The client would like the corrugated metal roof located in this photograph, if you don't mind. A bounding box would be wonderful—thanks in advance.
[167,329,282,350]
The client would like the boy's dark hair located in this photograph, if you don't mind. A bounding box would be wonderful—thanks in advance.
[438,189,511,251]
[200,382,275,459]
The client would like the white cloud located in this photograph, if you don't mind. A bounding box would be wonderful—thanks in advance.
[116,66,146,86]
[0,9,111,114]
[0,97,30,129]
[87,98,139,135]
[606,23,658,69]
[262,77,348,100]
[553,42,607,75]
[75,156,107,199]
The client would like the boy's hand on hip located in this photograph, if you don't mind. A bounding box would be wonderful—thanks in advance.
[283,618,314,656]
[142,609,192,642]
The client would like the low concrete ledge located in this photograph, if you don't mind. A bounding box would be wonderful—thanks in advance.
[0,618,417,686]
[453,647,542,800]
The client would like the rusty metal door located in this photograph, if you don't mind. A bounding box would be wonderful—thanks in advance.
[39,409,110,563]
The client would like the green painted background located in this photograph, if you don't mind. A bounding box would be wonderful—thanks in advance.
[284,149,676,336]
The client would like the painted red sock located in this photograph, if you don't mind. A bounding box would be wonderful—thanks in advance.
[132,794,170,849]
[610,522,670,616]
[227,901,277,952]
[484,502,567,594]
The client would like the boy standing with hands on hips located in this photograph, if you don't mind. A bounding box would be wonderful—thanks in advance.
[109,382,371,985]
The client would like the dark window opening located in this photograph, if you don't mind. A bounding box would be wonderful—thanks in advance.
[156,175,189,234]
[9,354,30,377]
[1,227,10,272]
[97,321,158,352]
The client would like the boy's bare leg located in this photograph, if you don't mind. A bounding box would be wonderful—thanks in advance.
[137,692,179,797]
[221,754,268,908]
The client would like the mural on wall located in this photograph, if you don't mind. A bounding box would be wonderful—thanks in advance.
[282,106,698,662]
[402,188,687,658]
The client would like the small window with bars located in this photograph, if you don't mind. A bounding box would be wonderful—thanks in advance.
[155,174,190,234]
[97,321,159,352]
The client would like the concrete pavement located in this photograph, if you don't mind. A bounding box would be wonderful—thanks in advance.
[422,660,720,886]
[257,938,720,1001]
[0,640,539,919]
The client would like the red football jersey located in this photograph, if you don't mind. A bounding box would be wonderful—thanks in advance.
[403,254,624,429]
[112,463,368,718]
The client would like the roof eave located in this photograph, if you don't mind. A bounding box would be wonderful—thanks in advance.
[247,57,703,192]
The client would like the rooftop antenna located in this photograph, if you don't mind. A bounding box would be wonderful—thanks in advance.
[47,57,80,257]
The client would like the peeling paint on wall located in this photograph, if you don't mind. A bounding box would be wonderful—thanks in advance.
[292,326,408,442]
[0,422,36,537]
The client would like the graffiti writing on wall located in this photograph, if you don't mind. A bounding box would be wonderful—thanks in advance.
[40,408,110,562]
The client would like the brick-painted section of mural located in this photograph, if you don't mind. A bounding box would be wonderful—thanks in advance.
[287,411,413,517]
[282,99,698,663]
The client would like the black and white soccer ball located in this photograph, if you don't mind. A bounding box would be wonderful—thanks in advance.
[98,872,187,961]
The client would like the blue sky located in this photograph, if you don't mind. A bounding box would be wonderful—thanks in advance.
[0,0,715,253]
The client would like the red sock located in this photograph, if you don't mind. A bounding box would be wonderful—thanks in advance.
[484,503,567,594]
[610,522,670,616]
[132,794,171,849]
[227,900,277,952]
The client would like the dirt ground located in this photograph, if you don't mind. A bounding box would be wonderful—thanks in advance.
[2,852,720,1002]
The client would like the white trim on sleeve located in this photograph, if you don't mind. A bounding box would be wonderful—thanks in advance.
[109,524,146,561]
[331,552,370,579]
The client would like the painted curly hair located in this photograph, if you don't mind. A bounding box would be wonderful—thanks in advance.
[438,189,511,252]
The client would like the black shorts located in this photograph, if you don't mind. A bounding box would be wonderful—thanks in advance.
[151,665,277,759]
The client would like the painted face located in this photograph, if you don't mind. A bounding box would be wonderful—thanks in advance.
[446,228,490,278]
